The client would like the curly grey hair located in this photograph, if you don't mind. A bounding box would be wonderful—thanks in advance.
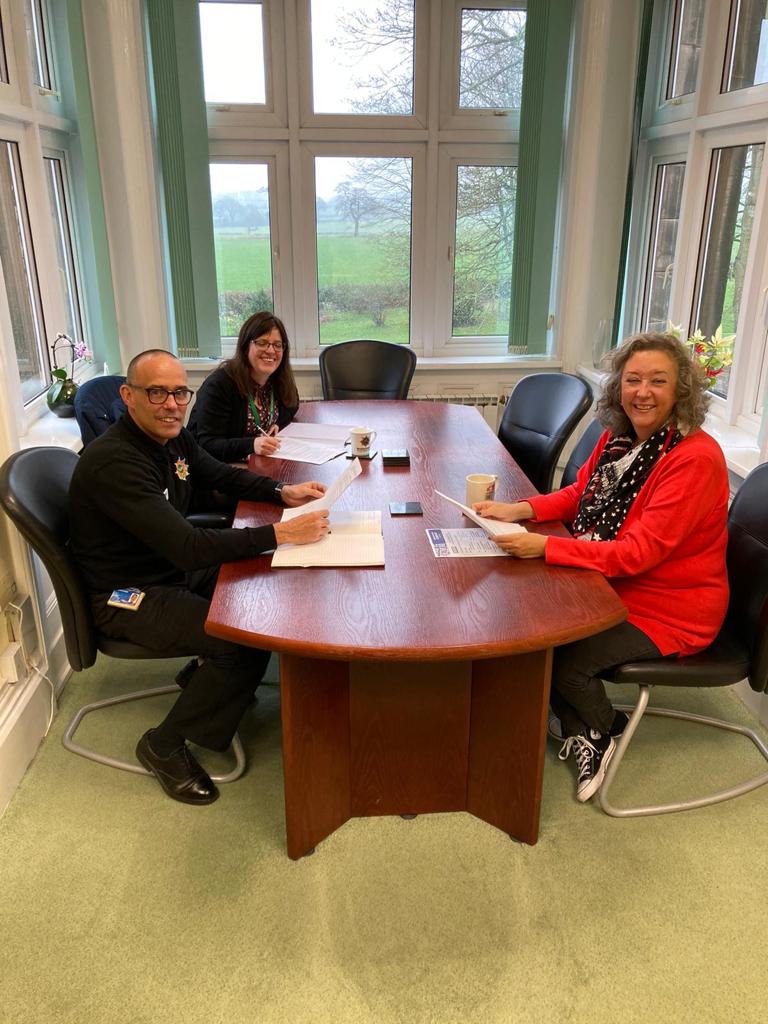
[596,332,709,435]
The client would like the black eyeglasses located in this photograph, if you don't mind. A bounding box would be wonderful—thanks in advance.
[250,339,284,351]
[127,385,195,406]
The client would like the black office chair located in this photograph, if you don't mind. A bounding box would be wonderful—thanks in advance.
[498,373,593,493]
[0,447,244,783]
[319,339,417,400]
[560,418,605,488]
[73,374,127,446]
[598,461,768,817]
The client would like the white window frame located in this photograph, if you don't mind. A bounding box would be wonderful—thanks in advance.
[621,138,688,339]
[0,0,93,429]
[202,0,526,360]
[296,140,426,354]
[434,143,516,356]
[676,123,768,429]
[203,0,288,132]
[439,0,525,133]
[207,141,294,348]
[296,0,429,129]
[626,0,768,444]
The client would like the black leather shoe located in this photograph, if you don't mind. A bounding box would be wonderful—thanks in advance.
[136,730,219,806]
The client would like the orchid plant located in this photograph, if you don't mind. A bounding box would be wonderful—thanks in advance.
[50,332,93,383]
[667,322,735,390]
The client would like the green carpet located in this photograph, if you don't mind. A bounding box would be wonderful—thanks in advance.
[0,656,766,1024]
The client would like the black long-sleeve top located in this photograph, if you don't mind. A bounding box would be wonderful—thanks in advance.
[187,366,298,462]
[69,413,282,593]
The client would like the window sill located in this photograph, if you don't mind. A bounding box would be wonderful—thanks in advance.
[703,418,760,480]
[184,355,562,373]
[19,412,82,453]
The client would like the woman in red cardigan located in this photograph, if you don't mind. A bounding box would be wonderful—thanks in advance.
[474,333,730,802]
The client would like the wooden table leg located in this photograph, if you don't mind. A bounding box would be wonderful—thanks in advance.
[467,650,552,845]
[280,650,552,857]
[280,654,351,860]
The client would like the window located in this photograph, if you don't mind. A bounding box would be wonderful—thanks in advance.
[24,0,53,92]
[309,0,415,115]
[189,0,532,357]
[691,143,764,400]
[458,5,525,110]
[0,140,48,402]
[665,0,705,99]
[641,161,685,330]
[722,0,768,93]
[44,155,85,350]
[315,155,412,344]
[452,162,515,336]
[199,1,266,105]
[0,12,9,85]
[0,2,116,425]
[624,0,768,451]
[210,161,274,338]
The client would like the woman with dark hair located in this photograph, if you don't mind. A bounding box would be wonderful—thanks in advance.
[189,311,300,462]
[474,333,730,802]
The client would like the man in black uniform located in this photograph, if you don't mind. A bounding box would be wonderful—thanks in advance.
[69,350,329,806]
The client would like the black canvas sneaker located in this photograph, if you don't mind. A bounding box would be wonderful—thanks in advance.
[550,709,629,744]
[558,729,617,802]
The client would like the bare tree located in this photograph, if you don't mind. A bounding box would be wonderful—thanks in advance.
[333,182,379,236]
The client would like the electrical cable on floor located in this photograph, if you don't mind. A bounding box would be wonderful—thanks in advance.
[6,601,57,735]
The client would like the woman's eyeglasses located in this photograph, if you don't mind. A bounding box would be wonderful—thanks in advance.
[251,339,284,352]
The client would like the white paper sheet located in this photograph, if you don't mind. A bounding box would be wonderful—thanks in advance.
[280,458,362,521]
[426,528,508,558]
[272,511,384,567]
[434,490,526,538]
[260,421,353,463]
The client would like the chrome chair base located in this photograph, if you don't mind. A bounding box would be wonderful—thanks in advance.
[598,687,768,817]
[62,685,246,784]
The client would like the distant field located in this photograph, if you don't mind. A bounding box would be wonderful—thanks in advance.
[214,230,408,290]
[214,226,508,341]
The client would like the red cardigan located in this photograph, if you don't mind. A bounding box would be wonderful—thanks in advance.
[527,429,729,656]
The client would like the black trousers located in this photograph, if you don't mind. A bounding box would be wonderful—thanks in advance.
[92,567,269,751]
[550,621,662,737]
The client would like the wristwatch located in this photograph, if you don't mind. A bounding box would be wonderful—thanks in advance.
[274,481,286,501]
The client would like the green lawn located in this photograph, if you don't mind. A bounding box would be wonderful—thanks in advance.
[214,230,408,290]
[214,227,508,341]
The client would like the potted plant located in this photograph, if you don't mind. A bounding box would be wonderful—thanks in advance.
[46,333,92,417]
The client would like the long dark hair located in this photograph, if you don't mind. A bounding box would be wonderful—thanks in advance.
[221,311,299,408]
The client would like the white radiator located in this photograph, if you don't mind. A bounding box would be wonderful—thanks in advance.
[301,393,507,429]
[409,393,506,430]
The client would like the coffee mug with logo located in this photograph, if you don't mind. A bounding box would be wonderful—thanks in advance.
[465,473,497,505]
[350,426,377,457]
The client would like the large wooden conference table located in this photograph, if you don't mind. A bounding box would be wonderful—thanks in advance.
[206,401,626,858]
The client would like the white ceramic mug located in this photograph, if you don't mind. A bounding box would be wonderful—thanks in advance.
[466,473,497,505]
[350,426,377,456]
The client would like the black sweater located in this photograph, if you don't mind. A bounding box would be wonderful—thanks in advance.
[69,413,282,593]
[188,366,298,462]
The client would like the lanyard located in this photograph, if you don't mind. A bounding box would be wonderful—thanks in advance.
[248,387,275,431]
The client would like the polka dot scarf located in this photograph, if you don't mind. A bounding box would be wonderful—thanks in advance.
[570,424,683,541]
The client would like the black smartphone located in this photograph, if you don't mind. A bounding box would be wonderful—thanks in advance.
[389,501,423,516]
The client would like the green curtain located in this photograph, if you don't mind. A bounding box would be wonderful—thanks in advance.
[144,0,219,357]
[508,0,574,355]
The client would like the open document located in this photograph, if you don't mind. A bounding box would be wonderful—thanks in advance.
[262,421,353,464]
[434,490,526,539]
[273,458,384,566]
[426,528,508,558]
[272,511,384,567]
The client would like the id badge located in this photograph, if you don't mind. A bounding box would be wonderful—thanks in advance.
[107,587,146,611]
